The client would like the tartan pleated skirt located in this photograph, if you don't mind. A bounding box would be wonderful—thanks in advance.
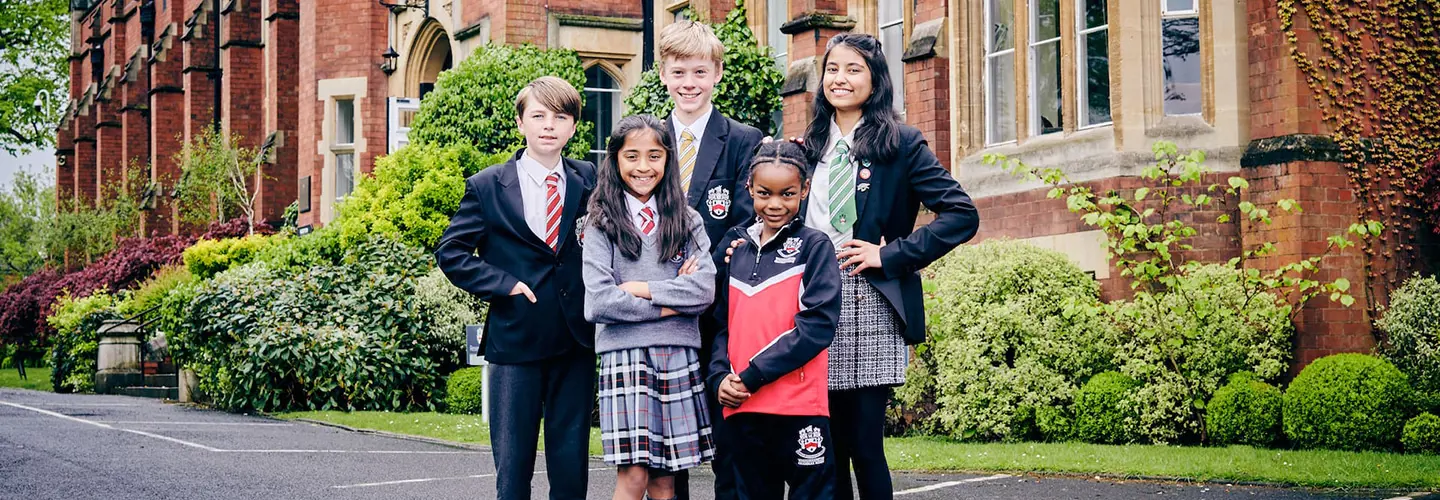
[828,265,908,391]
[597,346,715,471]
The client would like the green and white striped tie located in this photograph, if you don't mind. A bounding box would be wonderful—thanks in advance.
[828,139,857,233]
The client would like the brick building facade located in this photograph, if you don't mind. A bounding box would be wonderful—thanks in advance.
[55,0,1373,368]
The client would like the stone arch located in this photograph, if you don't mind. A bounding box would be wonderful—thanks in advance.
[405,20,454,99]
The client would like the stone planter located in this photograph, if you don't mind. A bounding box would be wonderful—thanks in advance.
[178,369,200,403]
[94,320,142,394]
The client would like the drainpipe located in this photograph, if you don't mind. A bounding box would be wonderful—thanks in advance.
[211,0,221,130]
[642,0,654,70]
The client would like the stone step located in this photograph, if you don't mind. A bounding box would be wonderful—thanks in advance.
[118,386,179,400]
[143,374,178,387]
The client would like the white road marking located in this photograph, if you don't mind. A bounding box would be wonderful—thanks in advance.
[119,428,222,451]
[331,468,610,489]
[100,421,294,426]
[894,473,1011,496]
[1382,497,1413,500]
[0,401,116,428]
[27,403,141,406]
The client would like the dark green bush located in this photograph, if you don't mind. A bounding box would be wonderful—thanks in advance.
[445,367,485,415]
[334,143,490,250]
[896,240,1115,441]
[1073,371,1139,445]
[407,43,591,159]
[1377,275,1440,396]
[1402,413,1440,455]
[1205,373,1283,447]
[1284,353,1414,451]
[177,236,452,412]
[622,0,784,135]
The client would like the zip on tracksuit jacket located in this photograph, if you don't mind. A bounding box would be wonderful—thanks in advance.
[708,218,842,418]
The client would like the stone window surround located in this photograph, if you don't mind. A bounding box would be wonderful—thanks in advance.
[316,77,367,224]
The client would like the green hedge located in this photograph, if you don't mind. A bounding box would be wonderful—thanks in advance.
[1284,353,1414,451]
[407,43,591,159]
[896,240,1115,441]
[1205,373,1283,447]
[333,143,493,250]
[45,291,119,393]
[1378,275,1440,397]
[445,367,485,415]
[1403,413,1440,455]
[182,234,281,280]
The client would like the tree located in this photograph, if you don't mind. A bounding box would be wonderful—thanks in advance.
[623,0,785,135]
[173,127,264,234]
[0,168,54,282]
[0,0,69,154]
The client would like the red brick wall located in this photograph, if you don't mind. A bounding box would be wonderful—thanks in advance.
[907,0,950,170]
[182,0,218,153]
[259,0,300,226]
[550,0,642,19]
[1247,0,1326,139]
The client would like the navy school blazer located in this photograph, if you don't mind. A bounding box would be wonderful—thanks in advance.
[804,124,980,345]
[434,148,597,364]
[677,112,766,250]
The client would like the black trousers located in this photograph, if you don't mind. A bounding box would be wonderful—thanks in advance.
[727,413,835,500]
[831,386,893,500]
[677,320,737,500]
[488,349,596,500]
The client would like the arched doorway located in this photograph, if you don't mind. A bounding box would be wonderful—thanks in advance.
[406,21,453,99]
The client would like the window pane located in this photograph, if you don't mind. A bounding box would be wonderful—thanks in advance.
[881,23,905,115]
[989,0,1014,52]
[336,153,354,200]
[1165,0,1195,13]
[585,66,620,156]
[1083,0,1106,29]
[1033,0,1060,41]
[1082,30,1112,125]
[335,99,354,145]
[1032,40,1062,134]
[768,1,787,58]
[988,55,1017,143]
[1162,17,1201,115]
[879,0,902,23]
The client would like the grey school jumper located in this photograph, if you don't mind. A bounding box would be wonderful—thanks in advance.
[582,208,716,354]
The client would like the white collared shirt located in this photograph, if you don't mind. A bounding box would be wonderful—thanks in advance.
[517,151,567,242]
[806,119,861,248]
[671,106,714,193]
[625,192,660,236]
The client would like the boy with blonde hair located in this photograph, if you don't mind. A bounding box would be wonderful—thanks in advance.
[656,20,765,500]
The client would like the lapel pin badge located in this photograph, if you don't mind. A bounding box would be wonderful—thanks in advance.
[859,167,871,180]
[857,182,871,192]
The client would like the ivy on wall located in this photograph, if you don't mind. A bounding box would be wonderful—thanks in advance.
[1278,0,1440,332]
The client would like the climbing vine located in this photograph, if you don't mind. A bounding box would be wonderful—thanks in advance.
[1278,0,1440,332]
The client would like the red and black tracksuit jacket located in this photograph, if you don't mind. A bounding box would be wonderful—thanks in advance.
[708,219,842,418]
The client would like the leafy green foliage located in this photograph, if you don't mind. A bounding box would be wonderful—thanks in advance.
[407,43,591,159]
[411,268,485,372]
[445,367,485,415]
[0,0,69,154]
[174,236,454,412]
[1072,372,1139,445]
[115,265,195,319]
[44,291,118,393]
[622,0,785,135]
[1378,275,1440,396]
[1205,373,1283,447]
[173,125,265,231]
[897,240,1115,441]
[0,169,54,281]
[334,143,492,250]
[1284,354,1414,451]
[250,226,346,273]
[182,234,282,280]
[1403,413,1440,455]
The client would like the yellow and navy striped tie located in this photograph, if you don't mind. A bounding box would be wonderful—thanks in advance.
[679,129,697,194]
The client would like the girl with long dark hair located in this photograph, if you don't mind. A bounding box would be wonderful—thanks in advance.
[582,114,718,500]
[802,33,980,499]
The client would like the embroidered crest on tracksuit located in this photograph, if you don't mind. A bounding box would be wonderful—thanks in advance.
[775,237,803,264]
[795,425,826,466]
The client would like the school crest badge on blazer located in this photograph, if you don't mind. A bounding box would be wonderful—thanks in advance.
[706,185,731,219]
[795,425,826,466]
[574,215,587,246]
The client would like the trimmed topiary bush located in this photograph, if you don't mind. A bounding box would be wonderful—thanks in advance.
[183,234,281,280]
[1073,371,1139,444]
[1284,353,1414,451]
[1402,413,1440,455]
[333,142,490,250]
[445,367,485,415]
[1377,275,1440,397]
[1205,373,1283,447]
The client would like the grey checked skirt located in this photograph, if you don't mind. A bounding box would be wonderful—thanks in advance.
[598,346,715,471]
[828,266,908,391]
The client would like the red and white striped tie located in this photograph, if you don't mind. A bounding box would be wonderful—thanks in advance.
[544,172,562,251]
[639,206,656,235]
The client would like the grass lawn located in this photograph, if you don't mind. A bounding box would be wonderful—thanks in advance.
[0,366,52,391]
[278,410,1440,489]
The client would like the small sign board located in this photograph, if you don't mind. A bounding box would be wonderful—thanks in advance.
[465,324,486,366]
